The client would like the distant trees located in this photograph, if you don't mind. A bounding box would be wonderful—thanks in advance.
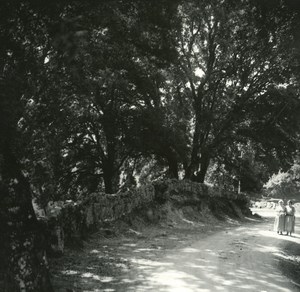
[264,171,296,199]
[264,156,300,199]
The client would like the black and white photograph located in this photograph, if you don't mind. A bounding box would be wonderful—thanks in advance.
[0,0,300,291]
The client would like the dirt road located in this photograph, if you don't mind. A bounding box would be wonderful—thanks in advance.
[126,219,299,291]
[52,210,300,292]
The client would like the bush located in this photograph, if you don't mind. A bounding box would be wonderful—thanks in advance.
[263,170,298,199]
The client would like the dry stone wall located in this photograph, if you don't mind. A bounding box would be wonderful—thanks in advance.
[41,184,155,253]
[39,179,250,254]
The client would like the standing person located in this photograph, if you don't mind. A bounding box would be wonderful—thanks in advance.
[285,200,296,236]
[274,199,286,235]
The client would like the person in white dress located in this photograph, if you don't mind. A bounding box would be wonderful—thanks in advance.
[274,200,286,235]
[285,200,295,236]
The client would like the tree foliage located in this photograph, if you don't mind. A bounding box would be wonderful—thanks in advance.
[264,155,300,199]
[14,0,300,199]
[170,0,300,183]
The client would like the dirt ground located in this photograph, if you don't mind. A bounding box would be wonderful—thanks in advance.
[50,206,300,292]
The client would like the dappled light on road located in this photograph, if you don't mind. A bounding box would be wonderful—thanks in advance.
[128,224,299,291]
[51,211,300,291]
[120,211,300,292]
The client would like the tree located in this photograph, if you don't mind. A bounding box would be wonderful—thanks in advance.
[0,1,59,290]
[18,0,181,200]
[49,0,181,193]
[171,0,300,183]
[264,171,297,199]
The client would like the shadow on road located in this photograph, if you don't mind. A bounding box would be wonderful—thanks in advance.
[121,226,300,292]
[51,210,300,292]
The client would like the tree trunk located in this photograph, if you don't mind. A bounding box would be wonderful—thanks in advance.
[195,152,210,183]
[102,157,117,194]
[166,152,179,179]
[103,170,114,194]
[185,121,201,179]
[102,132,119,194]
[0,147,53,292]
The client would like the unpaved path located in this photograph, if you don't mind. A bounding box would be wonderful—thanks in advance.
[125,219,300,291]
[52,210,300,292]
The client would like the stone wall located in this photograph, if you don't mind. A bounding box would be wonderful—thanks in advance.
[39,179,250,254]
[154,179,249,204]
[154,179,250,219]
[41,184,155,253]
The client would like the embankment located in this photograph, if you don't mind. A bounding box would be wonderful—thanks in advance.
[41,179,251,254]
